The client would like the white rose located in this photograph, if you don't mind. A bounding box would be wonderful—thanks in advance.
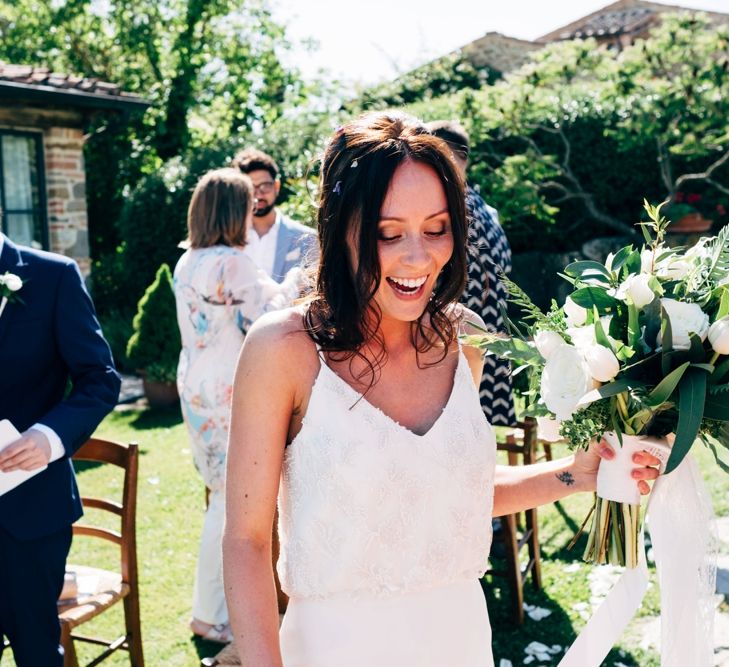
[0,273,22,292]
[566,324,596,350]
[534,330,565,360]
[660,298,710,350]
[540,344,594,420]
[658,259,691,280]
[564,296,587,326]
[616,273,655,308]
[640,246,663,274]
[537,416,563,443]
[583,343,620,382]
[708,316,729,355]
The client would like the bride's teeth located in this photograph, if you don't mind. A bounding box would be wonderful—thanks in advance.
[391,276,426,288]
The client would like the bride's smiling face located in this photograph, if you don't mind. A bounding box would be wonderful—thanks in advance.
[370,160,454,324]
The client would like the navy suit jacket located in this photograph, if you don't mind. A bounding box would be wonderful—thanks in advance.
[0,236,120,540]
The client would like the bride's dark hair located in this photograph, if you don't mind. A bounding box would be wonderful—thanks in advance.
[304,111,468,383]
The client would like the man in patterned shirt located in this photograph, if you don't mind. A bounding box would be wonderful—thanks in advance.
[427,120,515,426]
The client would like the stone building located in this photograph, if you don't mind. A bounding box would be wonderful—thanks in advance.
[536,0,729,51]
[451,0,729,74]
[0,64,148,274]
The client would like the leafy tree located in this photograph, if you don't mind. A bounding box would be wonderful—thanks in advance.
[0,0,307,258]
[407,13,729,252]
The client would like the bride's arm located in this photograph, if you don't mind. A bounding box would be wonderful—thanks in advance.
[491,444,658,516]
[459,309,660,517]
[223,310,303,667]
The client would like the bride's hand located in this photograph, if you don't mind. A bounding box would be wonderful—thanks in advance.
[573,438,661,495]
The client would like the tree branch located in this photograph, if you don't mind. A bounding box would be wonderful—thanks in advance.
[674,148,729,195]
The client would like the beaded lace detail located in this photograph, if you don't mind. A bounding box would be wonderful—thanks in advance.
[277,348,497,600]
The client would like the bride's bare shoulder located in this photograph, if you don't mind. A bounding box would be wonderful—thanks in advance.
[241,305,318,374]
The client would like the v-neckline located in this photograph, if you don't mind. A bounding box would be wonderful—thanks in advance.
[318,349,463,439]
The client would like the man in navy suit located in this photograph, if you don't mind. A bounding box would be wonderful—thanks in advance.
[231,148,317,281]
[0,231,121,666]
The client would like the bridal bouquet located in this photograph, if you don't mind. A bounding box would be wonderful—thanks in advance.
[465,202,729,568]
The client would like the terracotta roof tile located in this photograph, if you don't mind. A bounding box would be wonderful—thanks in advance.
[0,61,128,98]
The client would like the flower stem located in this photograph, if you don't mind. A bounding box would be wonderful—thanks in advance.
[710,351,721,366]
[616,392,631,428]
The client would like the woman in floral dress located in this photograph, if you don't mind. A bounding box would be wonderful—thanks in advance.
[174,168,304,643]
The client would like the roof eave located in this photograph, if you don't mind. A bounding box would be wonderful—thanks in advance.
[0,79,150,111]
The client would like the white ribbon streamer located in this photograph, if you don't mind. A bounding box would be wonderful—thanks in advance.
[559,448,717,667]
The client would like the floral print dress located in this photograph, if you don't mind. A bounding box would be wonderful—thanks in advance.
[174,245,299,492]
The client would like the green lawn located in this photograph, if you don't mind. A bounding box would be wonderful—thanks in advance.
[1,406,726,666]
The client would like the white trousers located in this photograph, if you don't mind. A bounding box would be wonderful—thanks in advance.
[192,488,228,625]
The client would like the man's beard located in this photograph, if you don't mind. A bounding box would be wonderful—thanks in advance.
[254,202,275,217]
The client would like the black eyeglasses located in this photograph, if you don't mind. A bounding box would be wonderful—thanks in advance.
[253,181,275,195]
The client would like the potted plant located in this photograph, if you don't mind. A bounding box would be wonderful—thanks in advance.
[126,264,181,408]
[665,190,722,233]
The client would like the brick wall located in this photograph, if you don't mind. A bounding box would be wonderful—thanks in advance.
[43,126,90,275]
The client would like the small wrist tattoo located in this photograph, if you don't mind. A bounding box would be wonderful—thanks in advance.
[556,471,575,487]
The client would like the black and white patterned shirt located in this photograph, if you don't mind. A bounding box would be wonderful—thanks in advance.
[460,185,515,426]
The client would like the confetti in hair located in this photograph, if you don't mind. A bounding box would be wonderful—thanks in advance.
[333,180,342,195]
[351,159,359,169]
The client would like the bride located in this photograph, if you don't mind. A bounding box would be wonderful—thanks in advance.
[222,111,660,666]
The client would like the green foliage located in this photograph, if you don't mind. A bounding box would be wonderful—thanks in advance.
[350,53,496,112]
[395,14,729,254]
[0,0,310,284]
[126,264,180,382]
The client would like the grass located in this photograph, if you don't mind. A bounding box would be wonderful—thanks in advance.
[1,407,726,666]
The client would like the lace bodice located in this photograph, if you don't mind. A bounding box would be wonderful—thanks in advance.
[277,348,497,600]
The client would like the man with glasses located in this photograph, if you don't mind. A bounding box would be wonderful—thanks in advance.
[232,148,317,282]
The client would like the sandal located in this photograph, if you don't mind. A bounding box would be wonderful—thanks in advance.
[190,619,233,644]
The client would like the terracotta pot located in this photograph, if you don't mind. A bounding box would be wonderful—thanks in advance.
[142,377,179,408]
[668,212,712,233]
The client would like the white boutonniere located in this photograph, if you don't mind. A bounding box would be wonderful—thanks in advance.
[0,272,23,319]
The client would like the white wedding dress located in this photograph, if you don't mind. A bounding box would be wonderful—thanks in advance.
[277,347,497,666]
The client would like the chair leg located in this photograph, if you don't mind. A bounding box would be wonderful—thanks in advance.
[501,513,524,625]
[60,622,79,667]
[124,591,145,667]
[542,441,553,461]
[526,507,542,590]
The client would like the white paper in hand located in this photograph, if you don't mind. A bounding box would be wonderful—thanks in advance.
[0,419,47,496]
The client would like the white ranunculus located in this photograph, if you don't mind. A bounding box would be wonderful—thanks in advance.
[660,298,710,350]
[540,344,594,420]
[583,343,620,382]
[708,316,729,355]
[616,273,655,308]
[537,416,563,443]
[0,272,22,292]
[564,296,588,326]
[534,330,565,360]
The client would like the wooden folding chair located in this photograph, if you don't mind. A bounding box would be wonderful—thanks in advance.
[58,438,143,666]
[488,418,546,624]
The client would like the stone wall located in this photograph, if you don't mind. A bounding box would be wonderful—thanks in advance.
[0,105,89,275]
[43,126,90,275]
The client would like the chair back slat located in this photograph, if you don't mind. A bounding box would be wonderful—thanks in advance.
[73,525,122,545]
[73,438,133,469]
[80,497,123,516]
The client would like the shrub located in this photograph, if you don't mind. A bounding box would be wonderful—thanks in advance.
[126,264,180,383]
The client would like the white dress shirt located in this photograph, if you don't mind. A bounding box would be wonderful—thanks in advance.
[243,212,281,278]
[0,234,65,463]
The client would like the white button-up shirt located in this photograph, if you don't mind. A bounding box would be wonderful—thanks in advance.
[243,212,281,278]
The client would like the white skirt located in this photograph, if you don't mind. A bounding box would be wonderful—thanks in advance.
[280,579,493,667]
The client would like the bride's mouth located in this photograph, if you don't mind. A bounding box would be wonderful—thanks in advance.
[386,275,428,299]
